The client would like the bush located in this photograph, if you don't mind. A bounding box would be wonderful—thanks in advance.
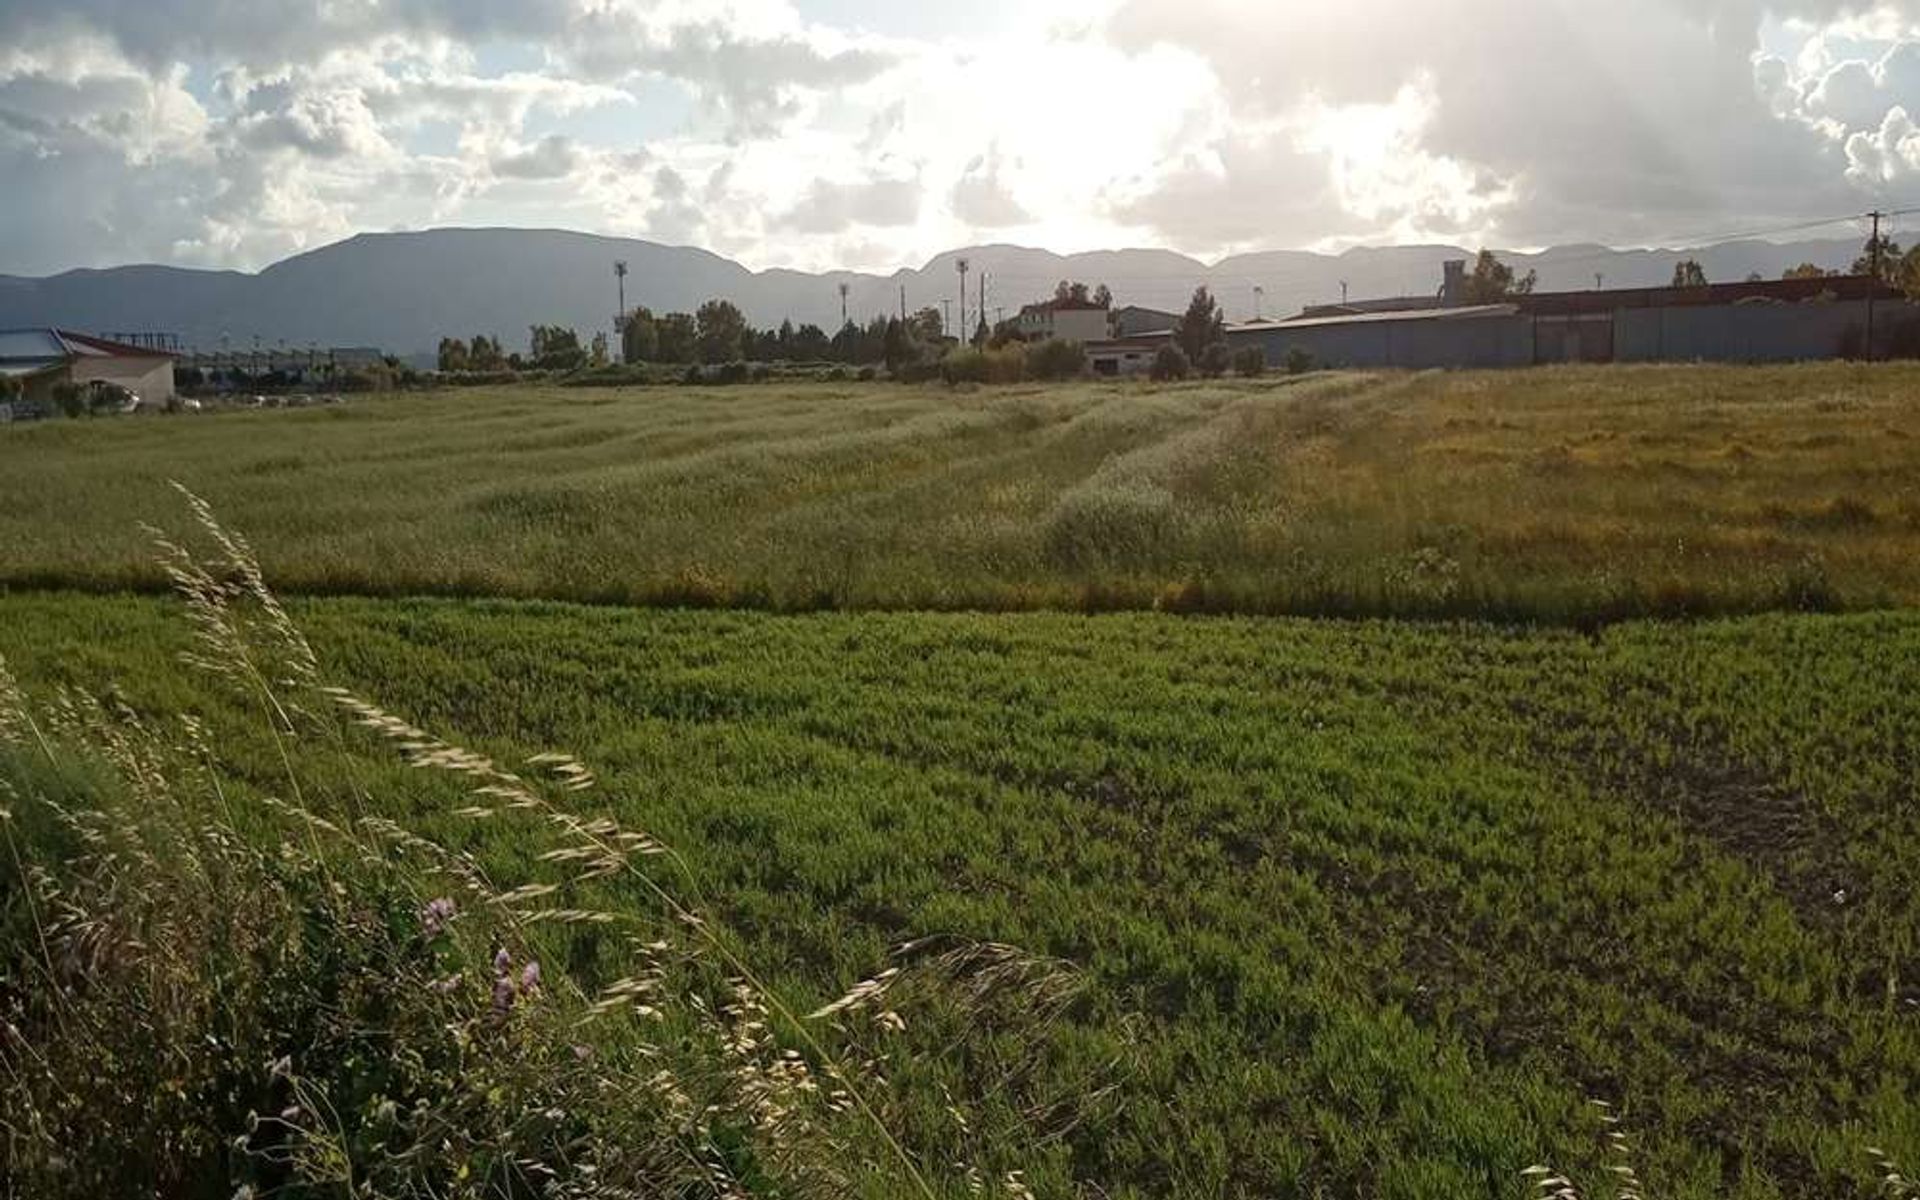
[1026,338,1087,382]
[1285,347,1317,376]
[1199,342,1233,378]
[856,366,878,382]
[940,347,1025,386]
[1233,347,1266,378]
[51,381,85,418]
[712,360,751,385]
[896,359,945,384]
[1150,345,1190,382]
[682,364,706,386]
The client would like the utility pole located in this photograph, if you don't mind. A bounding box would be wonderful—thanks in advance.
[1339,280,1349,305]
[1253,285,1265,320]
[1595,273,1605,292]
[839,282,850,330]
[1867,210,1884,362]
[900,284,907,323]
[978,272,987,341]
[956,259,970,339]
[614,261,628,362]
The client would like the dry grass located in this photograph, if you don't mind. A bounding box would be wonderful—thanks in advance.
[3,362,1919,619]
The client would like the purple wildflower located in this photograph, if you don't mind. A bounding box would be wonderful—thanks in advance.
[419,897,456,938]
[492,974,516,1019]
[520,960,542,994]
[493,946,512,977]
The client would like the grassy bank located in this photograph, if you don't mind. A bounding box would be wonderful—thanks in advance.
[4,583,1917,1198]
[4,363,1919,620]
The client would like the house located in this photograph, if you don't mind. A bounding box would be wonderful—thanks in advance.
[0,329,178,411]
[1109,305,1180,338]
[1085,336,1170,377]
[1017,298,1110,344]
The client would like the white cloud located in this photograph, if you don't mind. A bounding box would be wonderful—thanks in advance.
[2,0,1918,276]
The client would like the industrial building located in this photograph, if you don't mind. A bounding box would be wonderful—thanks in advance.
[1224,264,1914,370]
[1016,297,1111,343]
[0,328,178,410]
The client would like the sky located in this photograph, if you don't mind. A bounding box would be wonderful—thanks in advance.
[1,0,1917,277]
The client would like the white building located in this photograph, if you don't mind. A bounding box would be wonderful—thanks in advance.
[0,329,178,410]
[1016,300,1111,344]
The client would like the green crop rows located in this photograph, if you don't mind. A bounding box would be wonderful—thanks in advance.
[4,591,1915,1198]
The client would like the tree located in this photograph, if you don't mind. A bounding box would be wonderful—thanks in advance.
[883,318,912,373]
[528,325,585,370]
[1025,338,1086,381]
[1233,346,1266,377]
[973,316,990,348]
[1671,259,1709,289]
[622,309,658,362]
[437,337,469,373]
[1853,233,1905,284]
[1744,272,1764,284]
[1199,342,1234,378]
[909,307,944,343]
[590,332,610,368]
[1150,344,1190,382]
[469,335,505,371]
[1461,250,1537,303]
[1173,286,1226,364]
[1783,263,1832,281]
[790,323,831,360]
[695,299,748,364]
[655,313,697,363]
[1093,283,1113,309]
[1901,246,1920,298]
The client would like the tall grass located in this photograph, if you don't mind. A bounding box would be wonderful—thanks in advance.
[5,363,1920,620]
[0,491,1093,1199]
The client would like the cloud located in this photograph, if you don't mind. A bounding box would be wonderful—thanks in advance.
[491,134,579,180]
[1,0,1917,278]
[779,175,922,233]
[950,147,1031,228]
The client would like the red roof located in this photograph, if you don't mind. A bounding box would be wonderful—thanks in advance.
[55,330,180,359]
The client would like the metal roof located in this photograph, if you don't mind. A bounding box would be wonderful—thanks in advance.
[1232,304,1521,333]
[0,329,68,362]
[0,328,178,362]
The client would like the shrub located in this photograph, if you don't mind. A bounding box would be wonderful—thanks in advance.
[712,360,751,385]
[1199,342,1233,378]
[51,380,85,418]
[1026,338,1087,382]
[897,359,945,384]
[1150,345,1190,382]
[856,365,878,382]
[1285,347,1317,376]
[1232,346,1266,378]
[682,363,706,386]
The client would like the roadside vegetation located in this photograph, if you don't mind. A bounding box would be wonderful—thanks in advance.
[3,363,1920,621]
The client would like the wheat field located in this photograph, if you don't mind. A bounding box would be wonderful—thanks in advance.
[3,362,1918,619]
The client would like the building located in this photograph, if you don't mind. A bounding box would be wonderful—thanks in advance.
[1086,336,1170,377]
[1017,298,1111,344]
[0,329,178,410]
[1229,264,1915,370]
[1229,305,1534,371]
[1109,305,1180,338]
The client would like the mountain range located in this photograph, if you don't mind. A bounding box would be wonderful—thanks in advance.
[0,228,1870,364]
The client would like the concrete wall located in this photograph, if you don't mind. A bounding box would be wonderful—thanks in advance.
[70,356,175,403]
[1228,314,1535,370]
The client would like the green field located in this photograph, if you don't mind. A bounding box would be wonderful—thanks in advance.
[3,364,1919,619]
[4,590,1918,1198]
[5,365,1920,1198]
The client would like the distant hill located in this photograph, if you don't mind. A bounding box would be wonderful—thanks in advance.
[0,228,1867,363]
